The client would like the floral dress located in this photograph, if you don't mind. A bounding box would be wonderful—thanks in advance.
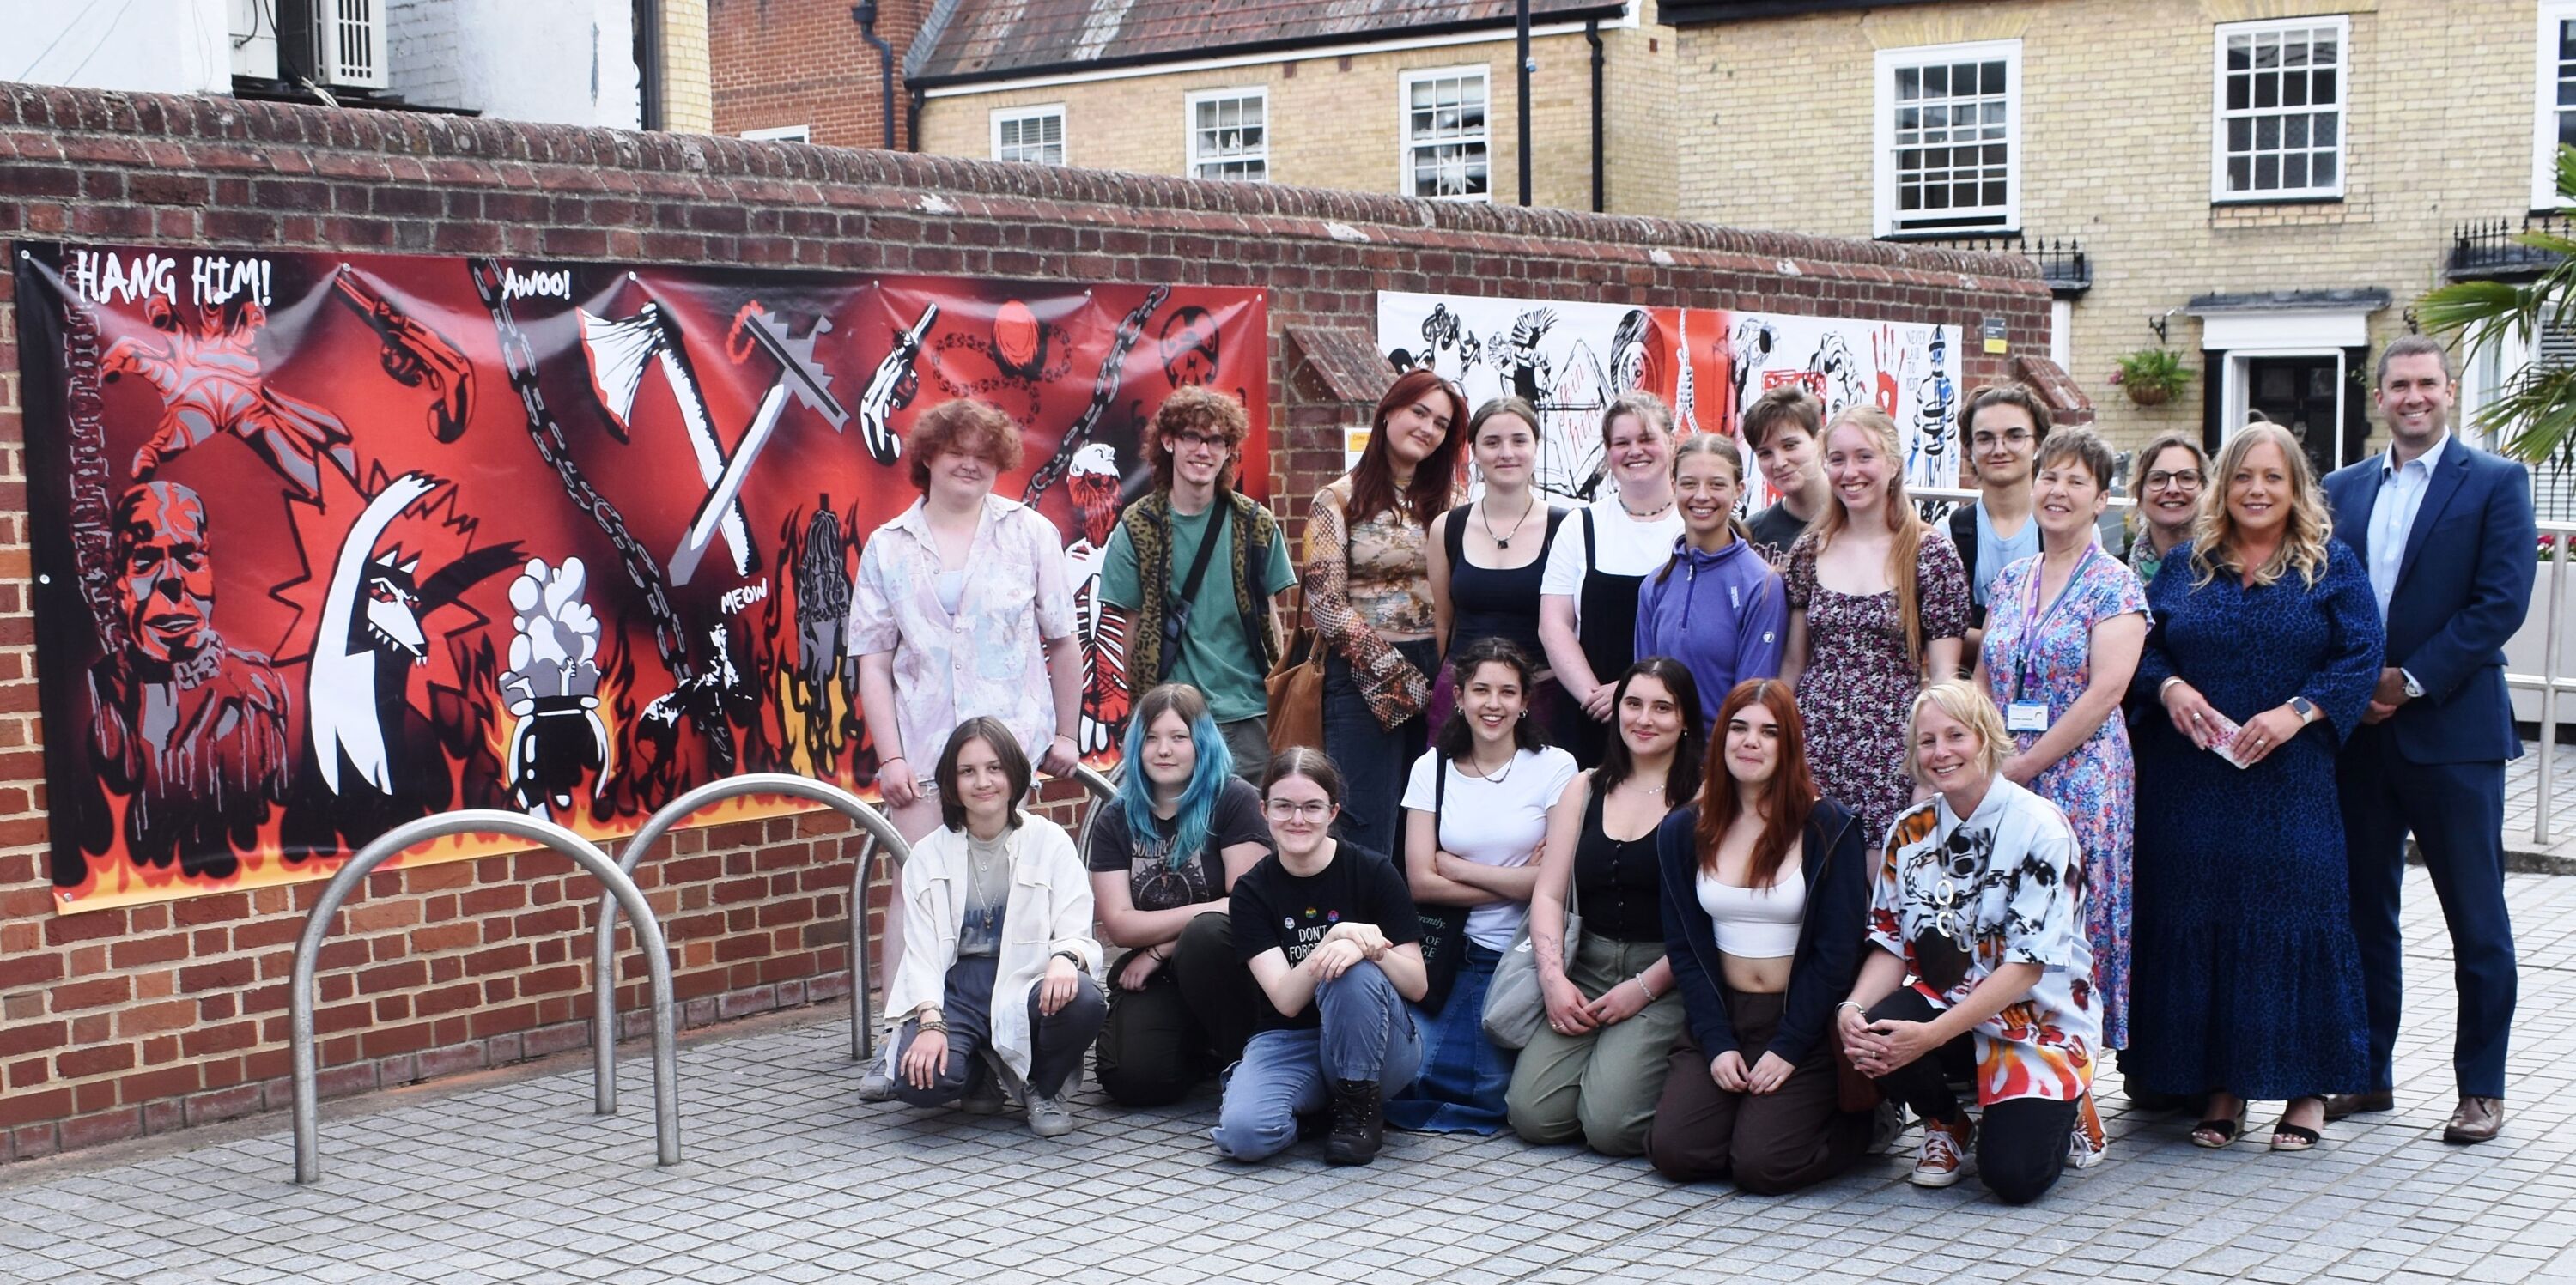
[1977,549,2150,1050]
[1784,530,1971,846]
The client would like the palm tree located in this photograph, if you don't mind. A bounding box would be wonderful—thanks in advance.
[2418,144,2576,464]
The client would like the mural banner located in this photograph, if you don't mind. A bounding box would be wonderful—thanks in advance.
[1375,291,1962,500]
[12,243,1267,912]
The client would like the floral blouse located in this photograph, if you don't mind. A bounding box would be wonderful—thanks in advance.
[1304,476,1444,728]
[849,494,1074,770]
[1868,776,2099,1106]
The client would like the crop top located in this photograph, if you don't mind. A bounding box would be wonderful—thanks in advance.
[1694,863,1804,960]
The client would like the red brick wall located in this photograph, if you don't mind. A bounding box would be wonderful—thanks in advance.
[710,0,927,149]
[0,80,2049,1163]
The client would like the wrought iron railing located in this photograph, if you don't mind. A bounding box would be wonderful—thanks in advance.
[2446,214,2573,281]
[1885,232,2090,294]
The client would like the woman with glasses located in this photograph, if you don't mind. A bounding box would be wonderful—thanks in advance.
[2124,433,2208,586]
[1215,749,1429,1166]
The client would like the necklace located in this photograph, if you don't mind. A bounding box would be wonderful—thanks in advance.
[1619,493,1674,520]
[1481,494,1537,549]
[1464,749,1519,785]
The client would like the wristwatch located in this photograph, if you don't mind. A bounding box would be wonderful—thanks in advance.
[2288,695,2318,725]
[2402,670,2426,700]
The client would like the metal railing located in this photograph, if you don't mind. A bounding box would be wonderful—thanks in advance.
[589,774,909,1114]
[291,811,679,1185]
[2512,520,2576,844]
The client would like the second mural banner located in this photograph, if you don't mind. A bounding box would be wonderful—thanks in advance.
[13,243,1267,912]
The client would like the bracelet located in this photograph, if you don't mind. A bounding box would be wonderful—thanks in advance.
[1836,1000,1866,1015]
[2158,676,2185,698]
[881,755,907,767]
[1631,977,1657,1003]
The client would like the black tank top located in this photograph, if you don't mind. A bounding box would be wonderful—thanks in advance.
[1443,501,1565,662]
[1572,781,1666,943]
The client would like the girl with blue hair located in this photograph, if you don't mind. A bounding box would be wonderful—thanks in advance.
[1086,682,1275,1106]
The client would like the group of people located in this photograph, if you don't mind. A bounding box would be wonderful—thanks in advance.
[841,336,2532,1205]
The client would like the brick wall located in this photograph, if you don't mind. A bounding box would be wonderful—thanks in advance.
[1671,0,2531,455]
[711,0,925,149]
[0,79,2046,1164]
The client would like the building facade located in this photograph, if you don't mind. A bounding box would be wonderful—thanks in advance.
[903,0,1683,216]
[1662,0,2562,476]
[709,0,924,149]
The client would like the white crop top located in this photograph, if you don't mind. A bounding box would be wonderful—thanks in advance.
[1695,865,1805,960]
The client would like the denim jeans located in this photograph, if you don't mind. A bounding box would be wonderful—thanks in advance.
[1385,942,1512,1134]
[1210,961,1424,1161]
[890,955,1108,1104]
[1321,637,1437,856]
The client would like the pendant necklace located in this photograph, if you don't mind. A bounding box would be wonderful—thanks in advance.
[1482,494,1536,549]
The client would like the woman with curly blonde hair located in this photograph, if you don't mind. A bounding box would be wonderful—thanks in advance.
[2129,423,2383,1155]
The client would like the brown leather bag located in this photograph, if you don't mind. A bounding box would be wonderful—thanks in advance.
[1265,607,1327,755]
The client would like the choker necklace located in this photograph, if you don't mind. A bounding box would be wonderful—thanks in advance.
[1619,494,1674,520]
[1482,494,1536,549]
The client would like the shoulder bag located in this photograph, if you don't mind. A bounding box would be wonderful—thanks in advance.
[1413,759,1472,1015]
[1483,847,1578,1050]
[1155,500,1229,684]
[1263,592,1326,755]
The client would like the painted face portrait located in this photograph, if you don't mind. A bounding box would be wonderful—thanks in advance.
[112,482,216,665]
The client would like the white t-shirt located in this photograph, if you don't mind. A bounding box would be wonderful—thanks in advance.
[1400,746,1582,949]
[1540,498,1687,628]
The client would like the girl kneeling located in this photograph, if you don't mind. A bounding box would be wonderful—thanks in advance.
[885,718,1107,1137]
[1215,749,1430,1165]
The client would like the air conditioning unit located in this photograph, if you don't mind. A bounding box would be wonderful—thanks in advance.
[313,0,387,89]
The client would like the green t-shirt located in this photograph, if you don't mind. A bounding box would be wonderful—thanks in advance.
[1099,500,1297,723]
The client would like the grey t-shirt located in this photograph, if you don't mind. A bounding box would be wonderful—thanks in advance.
[957,831,1012,958]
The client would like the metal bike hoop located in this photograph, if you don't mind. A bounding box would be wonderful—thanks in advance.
[291,809,680,1185]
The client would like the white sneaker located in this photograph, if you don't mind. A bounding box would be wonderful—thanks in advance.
[1024,1093,1076,1137]
[2068,1094,2108,1169]
[856,1047,896,1102]
[1911,1119,1971,1188]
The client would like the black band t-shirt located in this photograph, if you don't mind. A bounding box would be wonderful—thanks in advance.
[1084,777,1272,912]
[1230,840,1421,1033]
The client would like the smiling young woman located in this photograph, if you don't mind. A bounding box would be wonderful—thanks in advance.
[1539,392,1685,767]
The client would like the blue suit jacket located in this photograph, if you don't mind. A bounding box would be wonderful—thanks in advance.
[2322,440,2536,764]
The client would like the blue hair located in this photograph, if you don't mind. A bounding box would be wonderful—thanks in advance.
[1115,685,1234,870]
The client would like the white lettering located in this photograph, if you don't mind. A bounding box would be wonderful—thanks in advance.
[719,581,769,615]
[190,254,274,308]
[501,267,572,301]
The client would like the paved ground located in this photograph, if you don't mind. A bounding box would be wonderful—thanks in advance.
[2,866,2571,1285]
[2505,739,2576,868]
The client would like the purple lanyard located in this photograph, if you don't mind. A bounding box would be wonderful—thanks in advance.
[2008,543,2099,708]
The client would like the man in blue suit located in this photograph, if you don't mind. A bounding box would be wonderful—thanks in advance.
[2320,336,2535,1145]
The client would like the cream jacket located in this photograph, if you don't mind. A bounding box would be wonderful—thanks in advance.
[883,814,1103,1080]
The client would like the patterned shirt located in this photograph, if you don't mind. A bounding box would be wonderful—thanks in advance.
[1303,477,1445,727]
[1868,775,2099,1106]
[849,494,1074,768]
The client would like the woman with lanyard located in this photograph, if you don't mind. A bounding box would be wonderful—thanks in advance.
[1969,428,2148,1171]
[1540,392,1684,767]
[1428,396,1567,725]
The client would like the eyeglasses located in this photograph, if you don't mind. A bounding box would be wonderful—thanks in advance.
[1170,430,1235,452]
[1971,428,2034,448]
[1263,799,1333,821]
[2144,470,2204,488]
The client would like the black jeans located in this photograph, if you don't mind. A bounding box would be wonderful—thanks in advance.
[1321,637,1436,856]
[1095,911,1260,1106]
[1866,988,2077,1206]
[890,955,1108,1104]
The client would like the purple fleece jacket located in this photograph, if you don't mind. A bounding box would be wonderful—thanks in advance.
[1632,533,1787,724]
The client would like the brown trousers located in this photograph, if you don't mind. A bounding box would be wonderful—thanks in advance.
[1645,986,1871,1195]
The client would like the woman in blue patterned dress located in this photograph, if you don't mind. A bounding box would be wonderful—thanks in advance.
[1971,433,2148,1066]
[2129,424,2381,1154]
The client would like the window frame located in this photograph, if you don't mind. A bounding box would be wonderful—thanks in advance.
[1398,64,1493,203]
[989,104,1067,166]
[1871,39,2023,239]
[2209,14,2350,204]
[2537,1,2576,209]
[1185,86,1270,182]
[738,125,811,143]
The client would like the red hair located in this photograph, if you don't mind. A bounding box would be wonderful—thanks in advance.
[1346,368,1469,528]
[1694,679,1816,888]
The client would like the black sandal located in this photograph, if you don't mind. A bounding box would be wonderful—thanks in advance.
[2271,1098,2324,1152]
[2191,1101,2248,1149]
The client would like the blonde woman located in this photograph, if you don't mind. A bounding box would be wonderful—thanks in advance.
[2129,423,2381,1154]
[1540,391,1684,767]
[1777,406,1970,844]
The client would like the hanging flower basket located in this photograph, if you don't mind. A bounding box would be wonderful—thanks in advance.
[2113,349,2193,407]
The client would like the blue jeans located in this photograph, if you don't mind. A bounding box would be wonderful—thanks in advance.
[1386,942,1512,1134]
[1211,961,1424,1161]
[1321,638,1436,856]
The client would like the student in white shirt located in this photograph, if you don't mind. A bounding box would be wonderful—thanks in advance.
[1539,392,1686,767]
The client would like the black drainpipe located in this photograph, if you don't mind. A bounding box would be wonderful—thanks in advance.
[853,3,896,150]
[1586,18,1603,213]
[634,0,665,130]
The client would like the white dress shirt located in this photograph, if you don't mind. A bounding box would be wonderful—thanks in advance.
[2367,432,2450,622]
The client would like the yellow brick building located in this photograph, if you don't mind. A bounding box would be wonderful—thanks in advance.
[908,0,1677,215]
[1659,0,2562,474]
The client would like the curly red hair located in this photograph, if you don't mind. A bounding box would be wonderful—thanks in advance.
[907,398,1024,492]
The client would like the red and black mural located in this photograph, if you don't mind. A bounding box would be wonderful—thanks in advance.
[11,244,1268,912]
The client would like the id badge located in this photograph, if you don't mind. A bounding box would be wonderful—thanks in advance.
[2006,700,2050,734]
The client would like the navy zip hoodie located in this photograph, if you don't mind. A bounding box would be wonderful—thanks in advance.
[1654,796,1870,1068]
[1632,532,1786,725]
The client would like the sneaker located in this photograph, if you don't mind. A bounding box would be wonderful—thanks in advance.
[1024,1093,1076,1138]
[1869,1100,1910,1155]
[1910,1118,1971,1188]
[1326,1078,1385,1166]
[856,1047,897,1103]
[2068,1094,2108,1169]
[960,1063,1006,1117]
